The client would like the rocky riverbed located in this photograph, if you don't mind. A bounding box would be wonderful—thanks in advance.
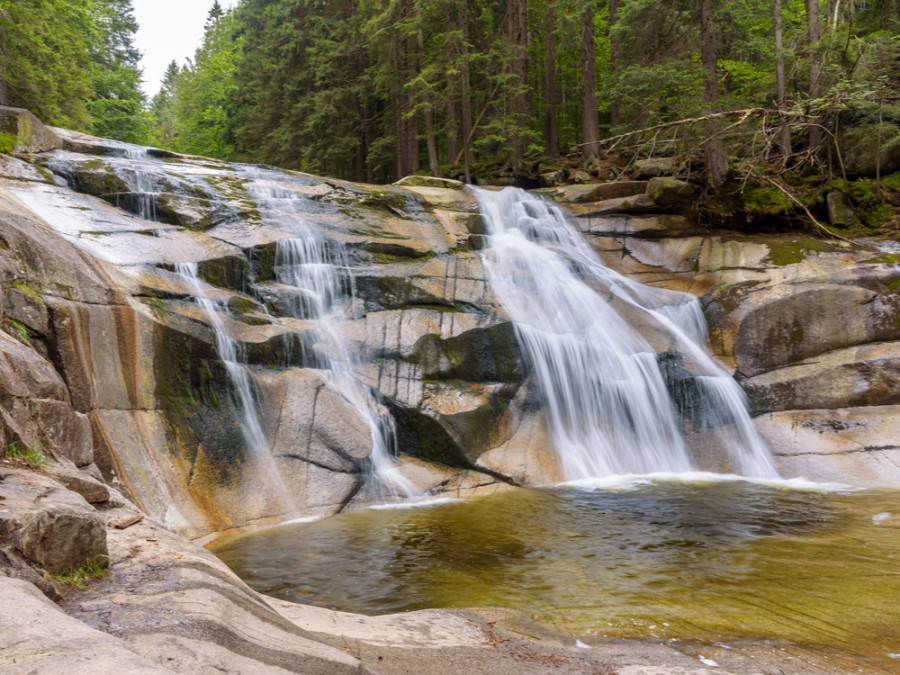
[1,105,899,673]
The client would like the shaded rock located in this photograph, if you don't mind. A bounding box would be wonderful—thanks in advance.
[539,170,565,187]
[580,193,662,215]
[646,177,698,207]
[0,330,94,466]
[826,191,860,228]
[742,341,900,413]
[570,169,592,184]
[841,123,900,176]
[0,106,62,153]
[756,405,900,488]
[730,284,900,378]
[50,470,110,503]
[633,157,675,179]
[0,469,107,574]
[394,175,464,190]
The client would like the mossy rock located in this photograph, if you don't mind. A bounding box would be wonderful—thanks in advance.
[394,175,464,190]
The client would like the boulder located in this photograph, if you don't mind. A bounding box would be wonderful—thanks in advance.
[539,170,565,187]
[742,341,900,413]
[729,284,900,378]
[394,175,464,190]
[556,181,648,203]
[0,469,108,574]
[826,191,860,228]
[0,106,62,153]
[578,193,662,215]
[570,169,593,184]
[646,177,698,207]
[633,157,675,179]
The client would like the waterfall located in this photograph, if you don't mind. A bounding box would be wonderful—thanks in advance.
[175,262,296,510]
[475,187,777,480]
[242,169,417,497]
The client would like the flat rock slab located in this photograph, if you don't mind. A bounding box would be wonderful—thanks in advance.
[756,405,900,488]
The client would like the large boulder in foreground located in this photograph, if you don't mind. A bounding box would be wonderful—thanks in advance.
[0,469,107,575]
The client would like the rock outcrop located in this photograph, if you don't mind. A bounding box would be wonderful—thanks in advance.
[576,210,900,486]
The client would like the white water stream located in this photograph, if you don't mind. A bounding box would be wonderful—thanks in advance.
[175,261,296,511]
[475,187,777,480]
[241,169,417,497]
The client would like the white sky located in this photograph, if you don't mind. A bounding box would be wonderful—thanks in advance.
[132,0,239,98]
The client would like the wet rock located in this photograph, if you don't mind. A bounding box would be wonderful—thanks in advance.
[826,191,860,228]
[633,157,675,179]
[646,177,698,207]
[756,405,900,488]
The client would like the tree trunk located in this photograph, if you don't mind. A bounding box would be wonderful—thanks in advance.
[806,0,824,152]
[460,1,474,182]
[774,0,791,165]
[507,0,528,166]
[581,3,600,160]
[416,0,441,176]
[700,0,727,187]
[544,1,558,158]
[609,0,620,127]
[0,77,7,107]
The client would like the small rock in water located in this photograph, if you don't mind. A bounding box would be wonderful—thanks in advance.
[698,655,719,667]
[872,512,891,524]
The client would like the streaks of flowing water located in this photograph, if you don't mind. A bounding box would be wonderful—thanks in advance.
[474,187,777,480]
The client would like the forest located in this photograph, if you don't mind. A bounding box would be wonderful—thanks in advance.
[1,0,899,228]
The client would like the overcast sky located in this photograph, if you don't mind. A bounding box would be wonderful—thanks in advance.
[133,0,239,98]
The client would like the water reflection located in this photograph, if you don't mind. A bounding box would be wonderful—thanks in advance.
[212,480,900,664]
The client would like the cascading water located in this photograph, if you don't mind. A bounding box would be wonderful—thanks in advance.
[241,169,417,497]
[475,187,777,480]
[175,262,296,511]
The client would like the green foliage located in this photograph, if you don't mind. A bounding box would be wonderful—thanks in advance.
[4,442,48,470]
[5,318,31,345]
[743,184,794,215]
[49,556,110,588]
[0,132,16,153]
[0,0,147,141]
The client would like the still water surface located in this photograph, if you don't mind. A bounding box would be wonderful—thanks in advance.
[211,477,900,666]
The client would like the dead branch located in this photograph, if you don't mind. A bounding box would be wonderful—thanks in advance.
[759,177,869,248]
[574,108,776,150]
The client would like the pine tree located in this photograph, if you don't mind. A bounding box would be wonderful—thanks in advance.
[88,0,151,143]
